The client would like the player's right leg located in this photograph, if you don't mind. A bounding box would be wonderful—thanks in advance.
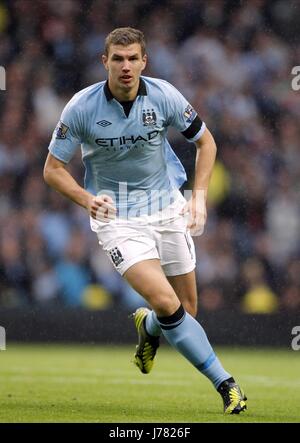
[124,259,180,316]
[131,270,199,373]
[125,259,180,374]
[91,217,171,374]
[130,306,159,374]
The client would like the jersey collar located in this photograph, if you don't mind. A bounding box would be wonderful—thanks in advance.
[104,78,147,101]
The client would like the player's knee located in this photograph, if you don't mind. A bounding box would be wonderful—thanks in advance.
[152,291,180,317]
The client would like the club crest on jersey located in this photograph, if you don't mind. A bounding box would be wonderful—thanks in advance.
[55,121,69,139]
[142,109,157,126]
[184,105,196,123]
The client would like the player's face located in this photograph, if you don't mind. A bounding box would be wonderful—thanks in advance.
[102,43,147,97]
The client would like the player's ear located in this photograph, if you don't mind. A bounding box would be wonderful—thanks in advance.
[141,53,147,71]
[102,54,108,70]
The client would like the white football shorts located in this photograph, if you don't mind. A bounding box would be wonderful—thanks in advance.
[90,190,196,276]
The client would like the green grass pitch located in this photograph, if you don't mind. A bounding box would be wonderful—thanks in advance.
[0,344,299,423]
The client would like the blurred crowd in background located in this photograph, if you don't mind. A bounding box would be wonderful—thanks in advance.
[0,0,299,313]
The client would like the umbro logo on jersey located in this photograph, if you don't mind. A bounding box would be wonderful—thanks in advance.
[97,120,112,127]
[142,109,157,126]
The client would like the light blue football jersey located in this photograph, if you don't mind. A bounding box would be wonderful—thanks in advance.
[48,76,205,216]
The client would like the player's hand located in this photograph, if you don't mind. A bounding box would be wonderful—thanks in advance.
[180,191,207,236]
[88,194,117,222]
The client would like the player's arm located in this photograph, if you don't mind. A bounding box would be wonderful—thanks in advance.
[181,127,217,234]
[43,153,116,220]
[164,80,216,234]
[44,153,92,209]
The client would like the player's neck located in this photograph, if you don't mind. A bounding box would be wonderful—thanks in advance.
[108,80,139,102]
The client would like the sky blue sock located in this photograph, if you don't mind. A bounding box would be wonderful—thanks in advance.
[145,310,161,337]
[158,305,231,389]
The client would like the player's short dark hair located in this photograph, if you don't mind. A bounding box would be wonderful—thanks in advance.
[104,27,146,56]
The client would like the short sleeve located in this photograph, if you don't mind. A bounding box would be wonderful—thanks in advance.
[164,82,206,142]
[48,100,83,164]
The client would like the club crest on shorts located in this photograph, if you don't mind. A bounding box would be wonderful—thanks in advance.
[108,247,124,267]
[142,109,157,126]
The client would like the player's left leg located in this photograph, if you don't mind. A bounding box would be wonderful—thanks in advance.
[167,270,198,317]
[146,206,247,413]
